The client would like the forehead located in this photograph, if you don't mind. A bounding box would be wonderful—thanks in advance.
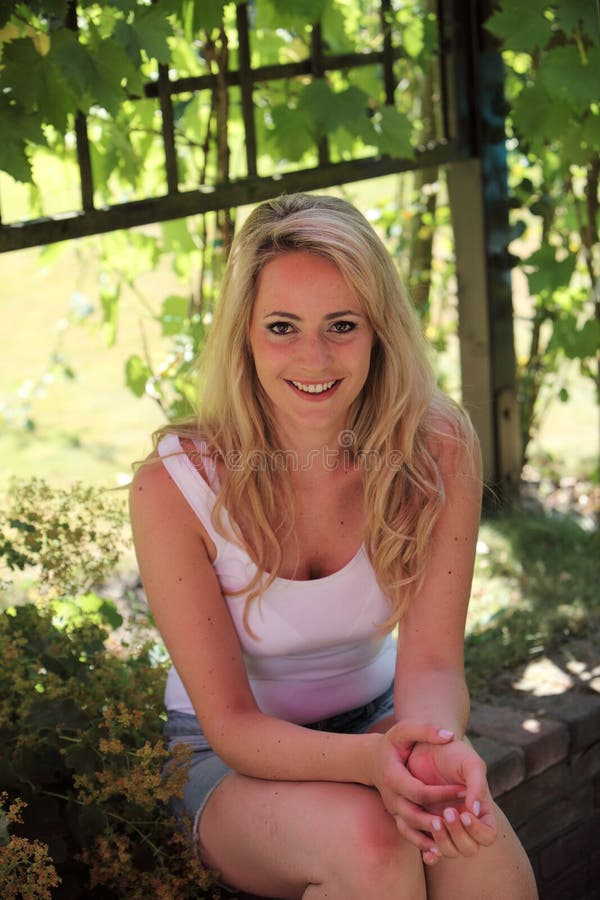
[253,251,362,313]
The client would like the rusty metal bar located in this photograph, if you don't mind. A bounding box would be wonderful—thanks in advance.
[310,23,329,167]
[0,141,465,252]
[236,3,257,178]
[380,0,396,105]
[142,48,407,99]
[66,1,94,210]
[157,64,179,194]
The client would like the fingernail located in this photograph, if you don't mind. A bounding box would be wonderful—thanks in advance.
[444,808,456,824]
[438,729,454,739]
[457,790,466,798]
[432,818,442,832]
[473,800,481,817]
[430,846,441,856]
[460,812,472,827]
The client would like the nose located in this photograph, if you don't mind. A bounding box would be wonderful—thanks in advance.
[297,332,332,371]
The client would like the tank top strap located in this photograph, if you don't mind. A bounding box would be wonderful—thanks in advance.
[156,433,226,554]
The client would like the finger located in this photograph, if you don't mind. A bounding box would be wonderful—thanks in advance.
[463,760,488,817]
[422,848,442,867]
[386,767,464,808]
[459,808,498,847]
[440,806,480,857]
[430,815,460,858]
[387,795,450,838]
[389,721,455,748]
[392,813,441,856]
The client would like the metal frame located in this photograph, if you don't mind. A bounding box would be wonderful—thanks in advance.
[0,0,520,490]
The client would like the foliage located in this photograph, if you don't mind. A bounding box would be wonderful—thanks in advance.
[486,0,599,464]
[466,505,600,691]
[0,0,440,422]
[0,478,222,898]
[0,478,127,602]
[0,604,221,898]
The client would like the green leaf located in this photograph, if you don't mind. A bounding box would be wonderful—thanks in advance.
[298,78,340,137]
[526,246,576,297]
[100,286,120,347]
[581,111,600,152]
[268,0,327,28]
[267,103,314,161]
[125,354,152,397]
[159,294,189,336]
[0,36,76,129]
[123,6,173,65]
[512,84,573,147]
[190,0,227,33]
[554,0,599,41]
[537,45,599,115]
[399,15,424,59]
[25,696,88,732]
[485,0,552,52]
[373,106,414,158]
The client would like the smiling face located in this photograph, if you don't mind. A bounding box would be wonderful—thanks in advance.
[248,251,374,444]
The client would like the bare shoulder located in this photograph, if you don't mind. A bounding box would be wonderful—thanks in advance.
[129,452,201,535]
[424,406,481,480]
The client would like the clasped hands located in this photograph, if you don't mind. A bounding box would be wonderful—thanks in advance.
[372,721,497,866]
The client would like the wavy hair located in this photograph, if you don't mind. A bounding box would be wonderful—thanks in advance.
[155,193,476,634]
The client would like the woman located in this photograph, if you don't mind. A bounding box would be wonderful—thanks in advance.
[130,193,537,899]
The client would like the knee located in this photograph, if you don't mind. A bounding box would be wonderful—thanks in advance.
[337,788,424,890]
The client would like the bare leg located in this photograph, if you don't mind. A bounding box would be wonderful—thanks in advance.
[426,803,538,900]
[197,773,427,900]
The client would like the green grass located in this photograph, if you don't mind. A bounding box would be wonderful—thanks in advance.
[466,506,599,691]
[0,242,171,488]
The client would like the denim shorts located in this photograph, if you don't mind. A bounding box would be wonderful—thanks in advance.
[163,683,395,846]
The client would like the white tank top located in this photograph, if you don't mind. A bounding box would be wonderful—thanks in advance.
[158,433,396,724]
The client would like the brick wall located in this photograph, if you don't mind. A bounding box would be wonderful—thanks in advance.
[469,691,600,900]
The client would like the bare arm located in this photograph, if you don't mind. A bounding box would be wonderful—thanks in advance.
[393,424,482,733]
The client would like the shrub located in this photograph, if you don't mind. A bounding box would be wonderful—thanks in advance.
[0,480,222,898]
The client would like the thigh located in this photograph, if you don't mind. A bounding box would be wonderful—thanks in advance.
[197,773,424,900]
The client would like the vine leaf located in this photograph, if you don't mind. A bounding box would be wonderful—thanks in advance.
[373,106,414,158]
[125,354,152,398]
[485,0,551,52]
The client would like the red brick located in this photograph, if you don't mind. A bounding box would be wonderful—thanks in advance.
[516,786,593,854]
[539,817,600,880]
[539,863,590,900]
[498,762,568,828]
[469,702,569,776]
[527,692,600,753]
[469,734,525,797]
[570,743,600,788]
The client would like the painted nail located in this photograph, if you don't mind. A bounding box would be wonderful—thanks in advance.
[457,790,466,798]
[460,812,472,827]
[473,800,481,817]
[432,818,442,832]
[430,846,441,856]
[444,808,456,824]
[438,729,454,739]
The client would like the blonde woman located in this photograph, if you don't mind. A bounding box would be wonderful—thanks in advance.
[130,194,537,899]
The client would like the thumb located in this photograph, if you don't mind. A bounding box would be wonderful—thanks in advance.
[388,721,455,748]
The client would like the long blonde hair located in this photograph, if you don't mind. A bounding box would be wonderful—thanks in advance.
[155,193,475,633]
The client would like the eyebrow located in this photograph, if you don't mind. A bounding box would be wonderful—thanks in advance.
[263,309,363,321]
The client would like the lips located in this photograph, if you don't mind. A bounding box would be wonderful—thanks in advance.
[288,379,338,395]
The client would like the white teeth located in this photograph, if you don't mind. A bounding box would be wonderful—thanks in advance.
[290,379,336,394]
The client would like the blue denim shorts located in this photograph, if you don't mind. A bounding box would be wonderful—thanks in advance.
[163,683,395,844]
